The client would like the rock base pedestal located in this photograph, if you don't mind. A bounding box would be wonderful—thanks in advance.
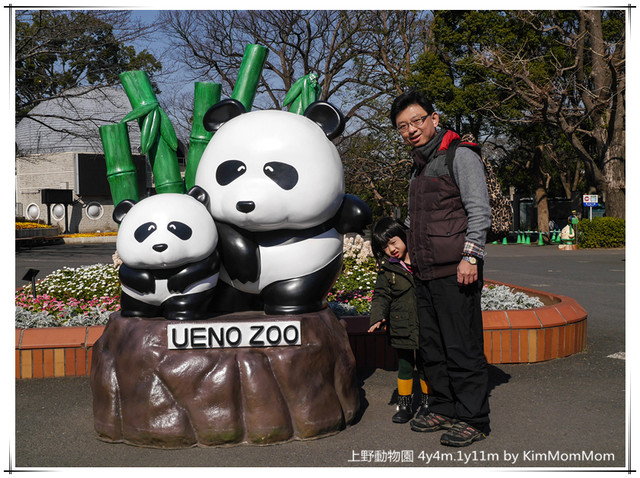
[90,308,359,448]
[558,244,578,250]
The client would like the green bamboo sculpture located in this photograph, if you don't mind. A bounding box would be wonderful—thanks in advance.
[103,44,269,202]
[119,70,185,195]
[99,122,139,205]
[283,72,320,115]
[231,44,268,111]
[184,82,222,190]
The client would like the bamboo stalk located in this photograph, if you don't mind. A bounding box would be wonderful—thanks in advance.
[185,82,222,190]
[99,122,139,205]
[231,44,268,111]
[119,70,184,194]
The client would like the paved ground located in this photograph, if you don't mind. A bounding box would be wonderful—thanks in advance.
[14,243,628,470]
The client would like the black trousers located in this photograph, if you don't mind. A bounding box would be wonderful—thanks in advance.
[415,273,490,433]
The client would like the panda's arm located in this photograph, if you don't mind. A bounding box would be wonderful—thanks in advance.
[167,250,220,293]
[119,264,155,294]
[215,222,260,283]
[332,194,372,236]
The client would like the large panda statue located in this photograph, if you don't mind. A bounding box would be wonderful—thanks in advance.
[195,99,371,315]
[113,187,220,320]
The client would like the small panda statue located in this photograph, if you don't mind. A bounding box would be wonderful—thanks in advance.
[113,187,220,320]
[195,99,371,315]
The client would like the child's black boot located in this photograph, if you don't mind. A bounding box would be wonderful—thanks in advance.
[392,395,413,423]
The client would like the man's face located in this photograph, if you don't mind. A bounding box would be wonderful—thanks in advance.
[395,104,439,148]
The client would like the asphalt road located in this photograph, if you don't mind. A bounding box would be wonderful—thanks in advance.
[14,243,627,470]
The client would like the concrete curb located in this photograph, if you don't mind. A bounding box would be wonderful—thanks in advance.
[61,236,117,244]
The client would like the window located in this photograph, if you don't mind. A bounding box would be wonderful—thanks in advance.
[26,203,40,221]
[85,202,104,220]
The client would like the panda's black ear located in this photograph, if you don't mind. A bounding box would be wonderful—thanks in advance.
[203,99,246,132]
[113,199,136,224]
[304,101,345,140]
[187,186,210,208]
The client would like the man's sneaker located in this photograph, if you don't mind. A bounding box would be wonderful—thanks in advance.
[410,411,455,433]
[391,394,413,423]
[415,393,429,416]
[440,421,486,447]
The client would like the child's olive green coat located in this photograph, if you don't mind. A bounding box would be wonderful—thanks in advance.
[369,258,419,350]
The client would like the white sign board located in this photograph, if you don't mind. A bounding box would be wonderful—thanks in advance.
[167,320,302,350]
[583,194,599,207]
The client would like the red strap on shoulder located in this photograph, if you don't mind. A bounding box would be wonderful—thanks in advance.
[438,130,461,151]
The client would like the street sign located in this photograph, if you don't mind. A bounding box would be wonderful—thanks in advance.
[583,194,599,207]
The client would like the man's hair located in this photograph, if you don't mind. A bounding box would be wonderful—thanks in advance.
[389,89,435,127]
[371,217,408,261]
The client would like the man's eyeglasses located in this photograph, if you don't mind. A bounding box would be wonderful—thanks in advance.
[396,115,430,133]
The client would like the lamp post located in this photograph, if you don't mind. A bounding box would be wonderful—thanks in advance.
[22,269,40,298]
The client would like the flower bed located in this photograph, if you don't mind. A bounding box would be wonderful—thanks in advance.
[61,232,117,238]
[16,221,55,230]
[17,246,545,328]
[14,235,587,378]
[16,264,120,328]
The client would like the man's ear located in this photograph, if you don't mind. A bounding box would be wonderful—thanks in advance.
[431,112,440,128]
[304,101,345,140]
[203,99,246,132]
[113,199,136,224]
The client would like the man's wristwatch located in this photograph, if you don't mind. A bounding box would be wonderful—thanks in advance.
[461,255,478,265]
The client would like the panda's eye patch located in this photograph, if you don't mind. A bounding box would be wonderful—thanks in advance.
[216,160,247,186]
[134,222,157,243]
[263,162,298,190]
[167,221,192,240]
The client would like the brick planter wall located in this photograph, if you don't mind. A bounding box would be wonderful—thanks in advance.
[15,281,587,379]
[16,326,104,379]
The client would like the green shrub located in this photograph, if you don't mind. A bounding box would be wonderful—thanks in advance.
[578,217,625,248]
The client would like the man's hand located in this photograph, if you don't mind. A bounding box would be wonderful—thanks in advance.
[368,320,387,333]
[457,259,478,285]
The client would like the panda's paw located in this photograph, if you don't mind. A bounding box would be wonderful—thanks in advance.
[164,310,198,321]
[264,301,325,315]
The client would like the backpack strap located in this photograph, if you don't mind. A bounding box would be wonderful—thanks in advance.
[445,139,482,186]
[445,139,461,185]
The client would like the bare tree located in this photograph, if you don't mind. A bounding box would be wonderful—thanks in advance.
[159,10,431,215]
[15,10,162,131]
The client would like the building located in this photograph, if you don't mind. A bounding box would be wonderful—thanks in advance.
[15,86,151,233]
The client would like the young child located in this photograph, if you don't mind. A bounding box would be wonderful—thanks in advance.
[368,217,429,423]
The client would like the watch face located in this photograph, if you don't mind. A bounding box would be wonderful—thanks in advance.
[465,256,477,265]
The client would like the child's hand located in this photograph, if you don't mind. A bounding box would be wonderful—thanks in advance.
[368,320,386,333]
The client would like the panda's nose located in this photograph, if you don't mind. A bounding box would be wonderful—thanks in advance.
[153,243,168,252]
[236,201,255,213]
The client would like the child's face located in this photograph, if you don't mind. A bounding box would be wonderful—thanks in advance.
[384,236,407,261]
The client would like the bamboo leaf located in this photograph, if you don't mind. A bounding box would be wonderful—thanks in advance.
[302,78,317,110]
[289,96,304,115]
[140,107,160,154]
[120,102,158,123]
[158,108,179,151]
[283,76,305,106]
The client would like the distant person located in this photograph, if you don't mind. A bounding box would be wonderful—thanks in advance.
[368,217,429,424]
[390,89,491,447]
[567,210,580,243]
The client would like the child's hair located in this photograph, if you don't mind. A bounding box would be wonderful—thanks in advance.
[371,217,408,261]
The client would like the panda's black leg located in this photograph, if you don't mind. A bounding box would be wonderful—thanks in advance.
[260,254,343,315]
[208,280,263,314]
[120,291,161,318]
[162,290,214,321]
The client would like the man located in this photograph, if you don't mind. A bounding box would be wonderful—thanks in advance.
[390,89,491,447]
